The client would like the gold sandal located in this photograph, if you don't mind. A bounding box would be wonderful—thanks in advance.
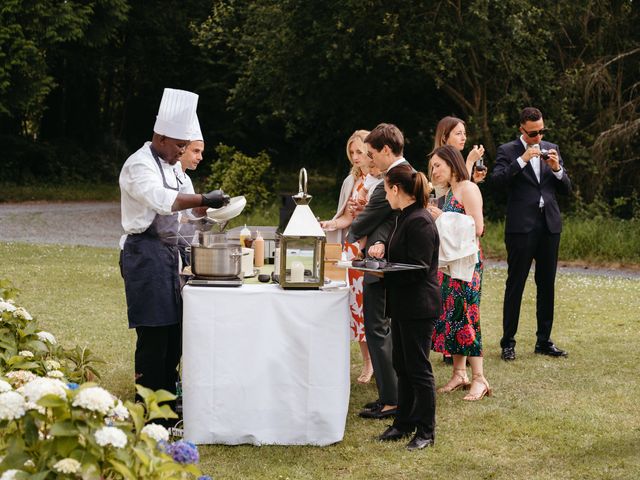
[463,375,492,401]
[437,369,470,393]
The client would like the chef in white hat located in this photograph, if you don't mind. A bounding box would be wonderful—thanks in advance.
[119,88,228,412]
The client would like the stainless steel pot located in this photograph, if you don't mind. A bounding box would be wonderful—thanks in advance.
[191,243,243,278]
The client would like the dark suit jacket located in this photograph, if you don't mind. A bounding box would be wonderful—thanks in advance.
[347,160,409,284]
[491,138,571,234]
[384,202,441,320]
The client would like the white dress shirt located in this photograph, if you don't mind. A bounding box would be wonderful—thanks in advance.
[516,137,564,207]
[119,141,180,236]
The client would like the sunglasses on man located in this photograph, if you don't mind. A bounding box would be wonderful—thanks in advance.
[521,127,549,138]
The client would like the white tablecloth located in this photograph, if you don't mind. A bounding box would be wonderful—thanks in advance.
[182,283,351,446]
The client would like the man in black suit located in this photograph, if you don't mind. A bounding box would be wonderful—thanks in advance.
[348,123,409,419]
[491,107,572,361]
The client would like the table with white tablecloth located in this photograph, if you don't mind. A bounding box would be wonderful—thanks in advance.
[182,283,351,446]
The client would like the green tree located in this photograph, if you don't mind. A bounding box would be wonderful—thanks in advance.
[0,0,123,137]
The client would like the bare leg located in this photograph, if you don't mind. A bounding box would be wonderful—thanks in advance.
[357,341,374,384]
[437,354,469,393]
[464,356,492,401]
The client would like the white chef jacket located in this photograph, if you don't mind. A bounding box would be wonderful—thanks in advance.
[119,141,181,239]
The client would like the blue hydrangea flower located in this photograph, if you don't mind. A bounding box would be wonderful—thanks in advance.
[67,382,79,390]
[165,440,199,464]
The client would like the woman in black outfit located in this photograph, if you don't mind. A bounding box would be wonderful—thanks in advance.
[367,163,441,451]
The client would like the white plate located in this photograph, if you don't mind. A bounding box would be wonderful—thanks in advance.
[207,196,247,222]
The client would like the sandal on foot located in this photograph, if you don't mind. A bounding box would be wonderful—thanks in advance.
[437,369,470,393]
[463,375,492,401]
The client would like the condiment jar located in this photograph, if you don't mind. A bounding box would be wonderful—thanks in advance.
[239,224,251,247]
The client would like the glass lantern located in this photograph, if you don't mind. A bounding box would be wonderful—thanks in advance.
[279,168,326,289]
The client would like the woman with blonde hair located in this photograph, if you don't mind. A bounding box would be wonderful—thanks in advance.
[320,130,381,383]
[428,145,491,401]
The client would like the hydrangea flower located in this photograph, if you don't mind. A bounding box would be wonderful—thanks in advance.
[67,382,79,390]
[5,371,37,388]
[18,351,34,358]
[13,307,32,320]
[94,426,127,448]
[0,469,25,480]
[108,400,129,421]
[161,440,200,464]
[53,458,81,474]
[44,360,61,371]
[36,331,57,344]
[141,423,170,442]
[20,377,67,403]
[72,386,115,414]
[198,477,213,480]
[0,379,12,393]
[46,370,65,379]
[0,391,27,421]
[0,301,17,313]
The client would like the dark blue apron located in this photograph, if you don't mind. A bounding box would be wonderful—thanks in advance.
[122,147,182,328]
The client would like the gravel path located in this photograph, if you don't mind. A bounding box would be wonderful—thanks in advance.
[1,201,638,279]
[0,201,123,248]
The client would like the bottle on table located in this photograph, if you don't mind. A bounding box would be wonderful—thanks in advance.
[253,231,265,267]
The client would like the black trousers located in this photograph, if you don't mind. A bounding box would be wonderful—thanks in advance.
[363,280,398,405]
[135,323,182,405]
[391,316,436,438]
[501,210,561,349]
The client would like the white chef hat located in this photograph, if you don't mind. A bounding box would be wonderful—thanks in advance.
[153,88,199,140]
[187,114,203,141]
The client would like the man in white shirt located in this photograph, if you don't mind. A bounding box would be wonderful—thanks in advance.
[119,88,228,412]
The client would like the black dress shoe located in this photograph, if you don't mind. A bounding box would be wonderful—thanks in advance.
[362,399,382,411]
[378,425,413,442]
[358,405,398,419]
[406,433,435,451]
[534,343,568,357]
[501,346,516,361]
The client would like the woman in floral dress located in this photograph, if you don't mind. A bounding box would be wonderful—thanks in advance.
[427,145,491,401]
[320,130,381,383]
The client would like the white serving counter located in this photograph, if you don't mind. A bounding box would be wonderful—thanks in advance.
[182,283,350,446]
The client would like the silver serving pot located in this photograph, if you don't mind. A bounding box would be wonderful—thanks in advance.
[191,243,243,278]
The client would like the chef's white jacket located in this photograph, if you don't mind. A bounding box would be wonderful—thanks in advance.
[119,142,182,246]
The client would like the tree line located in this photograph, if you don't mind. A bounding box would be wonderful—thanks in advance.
[1,1,638,217]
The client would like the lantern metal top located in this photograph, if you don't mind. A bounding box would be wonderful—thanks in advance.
[292,168,312,205]
[282,167,325,237]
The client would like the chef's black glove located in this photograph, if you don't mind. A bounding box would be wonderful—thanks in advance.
[201,190,230,209]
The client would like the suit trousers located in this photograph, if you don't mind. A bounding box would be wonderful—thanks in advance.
[135,323,182,408]
[501,209,560,349]
[363,280,398,405]
[391,316,436,438]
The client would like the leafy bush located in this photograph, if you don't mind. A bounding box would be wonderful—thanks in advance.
[0,281,211,480]
[205,144,277,212]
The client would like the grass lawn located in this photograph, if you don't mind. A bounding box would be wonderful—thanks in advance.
[1,242,639,479]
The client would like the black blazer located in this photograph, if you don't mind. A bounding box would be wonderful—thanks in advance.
[384,202,441,320]
[347,160,409,284]
[491,138,571,234]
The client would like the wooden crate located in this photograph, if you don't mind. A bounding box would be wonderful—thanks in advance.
[324,260,346,282]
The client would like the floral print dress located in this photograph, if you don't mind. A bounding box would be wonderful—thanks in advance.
[432,189,484,356]
[345,177,366,342]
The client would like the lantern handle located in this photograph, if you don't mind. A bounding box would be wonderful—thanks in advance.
[298,168,308,196]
